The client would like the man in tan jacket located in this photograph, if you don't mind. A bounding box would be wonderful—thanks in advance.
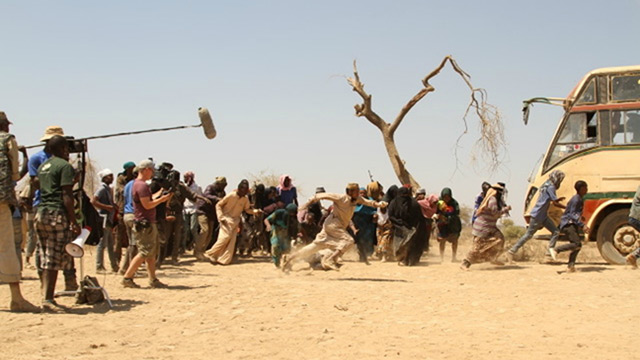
[283,183,387,272]
[205,180,261,265]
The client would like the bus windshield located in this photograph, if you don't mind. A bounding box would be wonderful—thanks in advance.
[546,112,597,169]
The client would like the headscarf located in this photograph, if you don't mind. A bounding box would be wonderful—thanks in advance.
[440,187,453,201]
[215,176,227,186]
[388,187,420,228]
[476,184,504,216]
[238,179,249,189]
[418,194,439,218]
[539,170,565,196]
[285,203,298,213]
[548,170,565,188]
[279,174,293,191]
[438,187,460,216]
[481,181,491,195]
[383,185,399,203]
[253,183,266,209]
[366,181,383,201]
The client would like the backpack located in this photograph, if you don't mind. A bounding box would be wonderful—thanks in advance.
[75,276,105,305]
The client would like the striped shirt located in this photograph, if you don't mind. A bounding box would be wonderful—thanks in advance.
[471,196,505,238]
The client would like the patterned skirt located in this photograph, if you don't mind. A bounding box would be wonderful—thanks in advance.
[375,221,394,260]
[464,230,505,264]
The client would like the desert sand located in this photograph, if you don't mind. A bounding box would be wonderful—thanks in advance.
[1,238,638,360]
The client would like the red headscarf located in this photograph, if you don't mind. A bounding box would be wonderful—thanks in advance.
[279,174,293,191]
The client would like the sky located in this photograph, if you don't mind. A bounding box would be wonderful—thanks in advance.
[2,0,639,224]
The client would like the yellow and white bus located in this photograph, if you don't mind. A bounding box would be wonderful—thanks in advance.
[522,65,640,264]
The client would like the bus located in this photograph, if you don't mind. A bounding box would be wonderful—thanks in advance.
[522,65,640,264]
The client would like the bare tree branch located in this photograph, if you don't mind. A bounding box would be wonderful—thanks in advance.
[388,56,454,136]
[346,60,387,132]
[345,55,505,189]
[389,88,430,136]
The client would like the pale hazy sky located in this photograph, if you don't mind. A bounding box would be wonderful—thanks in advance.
[2,1,639,224]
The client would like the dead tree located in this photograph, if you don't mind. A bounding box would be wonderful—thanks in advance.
[347,55,504,189]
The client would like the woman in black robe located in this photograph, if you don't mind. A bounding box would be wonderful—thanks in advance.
[388,187,428,266]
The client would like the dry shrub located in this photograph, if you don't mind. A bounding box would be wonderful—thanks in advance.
[503,238,548,262]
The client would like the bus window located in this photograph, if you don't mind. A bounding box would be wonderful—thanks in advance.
[547,112,597,168]
[611,75,640,102]
[611,110,640,144]
[576,78,596,105]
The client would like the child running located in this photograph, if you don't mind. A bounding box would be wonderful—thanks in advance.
[549,180,589,272]
[264,203,298,267]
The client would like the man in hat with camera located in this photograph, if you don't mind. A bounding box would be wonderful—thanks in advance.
[0,111,40,313]
[121,159,172,288]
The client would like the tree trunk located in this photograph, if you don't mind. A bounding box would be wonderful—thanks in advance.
[382,130,420,189]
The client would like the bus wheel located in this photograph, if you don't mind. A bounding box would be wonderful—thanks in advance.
[596,209,639,264]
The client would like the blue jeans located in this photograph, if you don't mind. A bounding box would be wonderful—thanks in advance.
[509,216,559,254]
[96,225,118,271]
[183,212,199,250]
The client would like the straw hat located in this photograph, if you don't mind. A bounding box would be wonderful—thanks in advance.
[40,126,65,142]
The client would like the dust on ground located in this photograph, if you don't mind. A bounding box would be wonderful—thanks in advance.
[1,237,637,360]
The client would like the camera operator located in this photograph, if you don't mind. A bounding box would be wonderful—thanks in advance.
[148,162,174,267]
[160,167,210,265]
[121,159,171,288]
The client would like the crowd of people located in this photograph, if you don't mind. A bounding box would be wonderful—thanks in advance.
[3,112,638,314]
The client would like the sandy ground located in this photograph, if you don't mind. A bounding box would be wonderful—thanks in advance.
[1,238,639,360]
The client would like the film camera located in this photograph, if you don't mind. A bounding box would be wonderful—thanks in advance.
[65,136,87,154]
[151,162,180,195]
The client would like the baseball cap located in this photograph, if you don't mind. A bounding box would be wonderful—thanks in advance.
[137,159,155,170]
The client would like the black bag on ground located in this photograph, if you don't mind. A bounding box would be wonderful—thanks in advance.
[75,276,105,305]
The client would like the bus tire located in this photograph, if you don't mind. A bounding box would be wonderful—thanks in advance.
[596,209,636,265]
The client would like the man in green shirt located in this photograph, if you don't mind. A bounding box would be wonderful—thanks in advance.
[35,135,80,313]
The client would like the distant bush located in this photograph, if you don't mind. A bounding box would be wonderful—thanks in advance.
[501,219,525,240]
[500,218,540,261]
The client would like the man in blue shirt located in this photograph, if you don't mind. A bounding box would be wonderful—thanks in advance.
[28,126,78,291]
[507,170,567,263]
[118,175,138,275]
[550,180,589,272]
